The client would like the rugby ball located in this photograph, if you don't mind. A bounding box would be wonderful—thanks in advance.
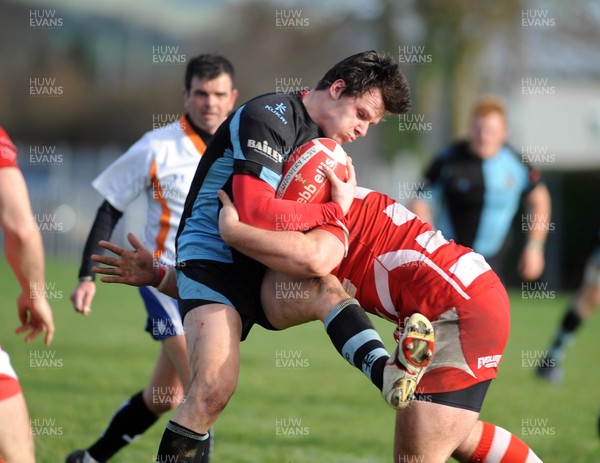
[276,138,348,203]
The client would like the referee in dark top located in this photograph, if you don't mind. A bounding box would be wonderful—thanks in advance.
[410,96,551,281]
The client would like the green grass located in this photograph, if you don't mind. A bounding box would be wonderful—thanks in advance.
[1,260,599,462]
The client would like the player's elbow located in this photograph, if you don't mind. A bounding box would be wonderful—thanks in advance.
[295,246,338,278]
[300,258,331,278]
[297,231,345,277]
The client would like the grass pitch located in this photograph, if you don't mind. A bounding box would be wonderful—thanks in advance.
[0,260,598,462]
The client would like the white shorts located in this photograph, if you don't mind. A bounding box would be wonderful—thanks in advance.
[0,347,21,400]
[139,286,184,340]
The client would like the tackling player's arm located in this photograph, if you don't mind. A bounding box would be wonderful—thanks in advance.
[218,190,344,278]
[91,233,179,298]
[89,181,348,291]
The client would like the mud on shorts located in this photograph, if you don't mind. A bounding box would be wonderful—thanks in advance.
[414,283,511,412]
[176,254,275,341]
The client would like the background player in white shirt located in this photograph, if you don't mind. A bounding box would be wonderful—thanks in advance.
[67,54,238,463]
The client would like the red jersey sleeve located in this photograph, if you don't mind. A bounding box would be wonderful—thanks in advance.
[0,127,18,169]
[232,174,346,232]
[314,222,348,249]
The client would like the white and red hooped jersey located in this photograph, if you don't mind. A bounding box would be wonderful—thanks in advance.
[0,347,20,399]
[0,126,18,169]
[93,117,205,265]
[324,187,500,327]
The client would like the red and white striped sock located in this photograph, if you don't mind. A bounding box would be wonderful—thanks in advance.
[470,422,542,462]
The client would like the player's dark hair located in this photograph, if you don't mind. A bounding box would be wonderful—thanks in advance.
[185,54,236,91]
[315,50,410,115]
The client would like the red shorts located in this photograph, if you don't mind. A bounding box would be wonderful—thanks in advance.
[0,348,21,400]
[417,283,510,394]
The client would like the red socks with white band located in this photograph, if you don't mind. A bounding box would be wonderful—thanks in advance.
[470,422,542,462]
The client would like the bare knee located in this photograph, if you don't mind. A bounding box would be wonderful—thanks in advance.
[297,274,351,322]
[306,274,354,321]
[143,385,185,415]
[452,420,483,462]
[314,273,350,303]
[314,274,347,296]
[186,381,236,418]
[577,285,600,316]
[394,402,480,463]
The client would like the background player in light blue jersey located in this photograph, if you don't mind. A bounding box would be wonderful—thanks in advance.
[410,96,552,282]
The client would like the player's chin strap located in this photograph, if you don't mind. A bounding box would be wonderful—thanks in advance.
[334,219,349,257]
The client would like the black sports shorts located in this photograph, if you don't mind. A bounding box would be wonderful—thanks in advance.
[176,255,276,341]
[414,379,491,413]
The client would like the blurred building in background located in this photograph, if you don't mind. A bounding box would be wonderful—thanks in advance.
[1,0,599,288]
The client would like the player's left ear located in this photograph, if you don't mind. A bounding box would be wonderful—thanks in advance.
[182,87,190,105]
[329,79,347,100]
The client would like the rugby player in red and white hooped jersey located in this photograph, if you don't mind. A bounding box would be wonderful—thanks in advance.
[217,186,542,463]
[0,126,55,463]
[89,184,543,462]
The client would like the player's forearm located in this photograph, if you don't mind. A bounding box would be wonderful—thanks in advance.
[163,270,178,298]
[524,183,551,248]
[233,174,344,231]
[78,200,123,279]
[0,169,47,296]
[221,219,336,278]
[5,221,46,298]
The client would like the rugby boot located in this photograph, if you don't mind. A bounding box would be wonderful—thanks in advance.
[381,313,435,409]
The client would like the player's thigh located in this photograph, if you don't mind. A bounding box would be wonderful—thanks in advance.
[261,270,319,329]
[0,392,35,463]
[171,303,242,432]
[394,401,479,462]
[261,271,349,329]
[183,303,243,392]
